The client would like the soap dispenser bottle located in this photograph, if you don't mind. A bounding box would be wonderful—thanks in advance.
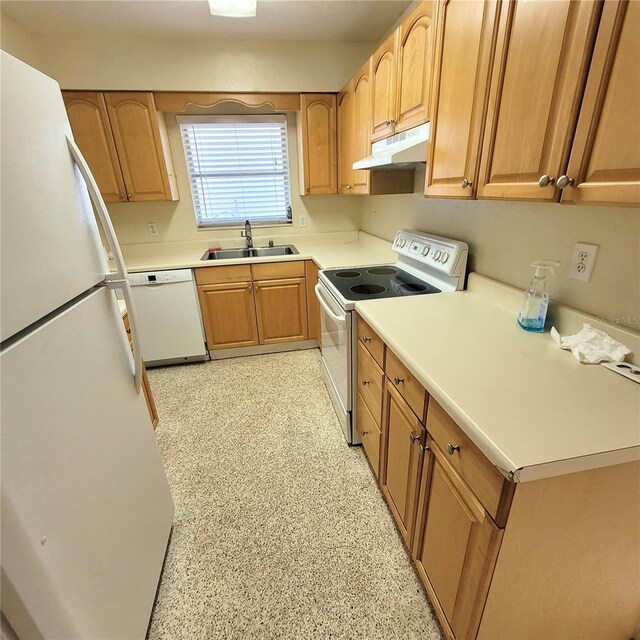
[517,260,560,332]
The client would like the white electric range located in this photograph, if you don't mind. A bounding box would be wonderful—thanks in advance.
[315,230,468,444]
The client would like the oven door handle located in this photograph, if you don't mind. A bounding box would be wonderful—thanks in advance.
[315,284,347,325]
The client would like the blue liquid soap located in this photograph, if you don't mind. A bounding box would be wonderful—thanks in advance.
[517,261,560,333]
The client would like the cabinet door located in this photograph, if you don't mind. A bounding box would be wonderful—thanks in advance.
[477,0,602,202]
[381,382,424,547]
[63,91,126,203]
[352,61,372,194]
[104,92,176,202]
[425,0,500,199]
[395,1,434,134]
[414,442,502,640]
[371,31,399,142]
[298,94,337,195]
[197,282,258,350]
[254,277,309,344]
[562,0,640,207]
[337,82,354,194]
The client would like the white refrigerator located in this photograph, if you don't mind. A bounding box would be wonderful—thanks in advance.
[0,52,175,639]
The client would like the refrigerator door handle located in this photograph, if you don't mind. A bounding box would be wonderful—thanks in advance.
[66,135,142,392]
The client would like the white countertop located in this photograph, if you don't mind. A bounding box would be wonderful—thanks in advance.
[118,231,397,273]
[356,273,640,482]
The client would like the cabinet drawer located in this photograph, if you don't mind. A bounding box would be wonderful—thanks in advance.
[195,265,252,285]
[357,341,384,426]
[427,399,512,525]
[386,349,427,421]
[356,391,381,477]
[357,315,385,368]
[251,261,306,280]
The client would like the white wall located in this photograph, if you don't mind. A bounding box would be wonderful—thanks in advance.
[359,166,640,327]
[0,12,42,68]
[32,34,370,92]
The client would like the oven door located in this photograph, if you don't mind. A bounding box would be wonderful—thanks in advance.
[315,282,352,443]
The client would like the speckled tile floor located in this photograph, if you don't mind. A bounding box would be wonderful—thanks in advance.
[146,349,442,640]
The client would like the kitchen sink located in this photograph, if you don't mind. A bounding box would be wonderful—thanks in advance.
[200,245,299,261]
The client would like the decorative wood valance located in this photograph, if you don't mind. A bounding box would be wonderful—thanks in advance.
[153,92,302,113]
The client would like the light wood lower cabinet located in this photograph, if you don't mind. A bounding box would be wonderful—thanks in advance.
[195,261,314,351]
[381,382,426,547]
[197,281,259,350]
[123,313,158,429]
[414,441,502,639]
[254,277,308,344]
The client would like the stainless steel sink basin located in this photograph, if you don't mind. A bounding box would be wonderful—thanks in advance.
[200,245,299,261]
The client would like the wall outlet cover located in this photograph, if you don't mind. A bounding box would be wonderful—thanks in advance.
[299,214,307,228]
[148,223,159,236]
[569,242,598,282]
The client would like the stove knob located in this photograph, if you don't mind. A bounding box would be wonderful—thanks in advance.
[433,249,442,260]
[401,239,407,248]
[441,252,449,264]
[421,246,430,256]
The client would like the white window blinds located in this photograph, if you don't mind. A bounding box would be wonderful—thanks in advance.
[178,115,292,227]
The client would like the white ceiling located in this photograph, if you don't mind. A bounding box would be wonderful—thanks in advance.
[2,0,413,42]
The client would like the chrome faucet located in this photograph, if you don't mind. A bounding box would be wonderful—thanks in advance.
[242,219,253,249]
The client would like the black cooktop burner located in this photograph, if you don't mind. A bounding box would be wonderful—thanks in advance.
[350,284,387,295]
[367,267,398,276]
[322,264,441,302]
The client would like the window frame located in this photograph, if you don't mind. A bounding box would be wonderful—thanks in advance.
[177,114,293,229]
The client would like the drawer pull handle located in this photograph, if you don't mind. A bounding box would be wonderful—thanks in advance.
[394,376,405,385]
[410,433,420,443]
[447,443,460,455]
[361,379,370,386]
[363,336,372,343]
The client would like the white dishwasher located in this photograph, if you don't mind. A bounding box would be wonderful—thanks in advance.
[128,269,208,366]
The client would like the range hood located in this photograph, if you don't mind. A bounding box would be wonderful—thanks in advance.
[353,122,429,170]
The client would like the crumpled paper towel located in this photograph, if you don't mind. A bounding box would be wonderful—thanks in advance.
[550,323,632,364]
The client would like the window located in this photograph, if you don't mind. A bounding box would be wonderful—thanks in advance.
[178,115,292,228]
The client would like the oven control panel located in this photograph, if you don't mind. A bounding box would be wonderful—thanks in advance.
[392,230,468,276]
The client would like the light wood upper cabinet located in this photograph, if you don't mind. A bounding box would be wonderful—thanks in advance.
[414,441,502,639]
[104,92,178,202]
[352,61,372,194]
[254,277,309,344]
[337,82,354,194]
[298,94,337,195]
[63,92,127,203]
[197,281,259,350]
[561,0,640,207]
[395,1,435,133]
[371,31,399,142]
[425,0,500,199]
[381,382,425,547]
[477,0,602,202]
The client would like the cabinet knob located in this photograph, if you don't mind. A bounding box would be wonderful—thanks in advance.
[393,376,405,385]
[420,443,430,453]
[247,284,253,293]
[361,430,370,436]
[127,193,132,199]
[556,175,575,189]
[305,187,310,193]
[363,336,372,343]
[120,192,126,200]
[346,184,353,190]
[361,379,370,386]
[538,175,555,188]
[461,178,473,189]
[447,443,460,455]
[410,433,420,443]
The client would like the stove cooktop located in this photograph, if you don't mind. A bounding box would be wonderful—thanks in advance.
[321,265,441,302]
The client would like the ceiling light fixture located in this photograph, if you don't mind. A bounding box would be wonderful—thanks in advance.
[208,0,257,18]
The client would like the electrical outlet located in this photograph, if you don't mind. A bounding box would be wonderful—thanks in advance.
[569,242,599,282]
[371,210,377,225]
[299,214,307,228]
[148,223,158,236]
